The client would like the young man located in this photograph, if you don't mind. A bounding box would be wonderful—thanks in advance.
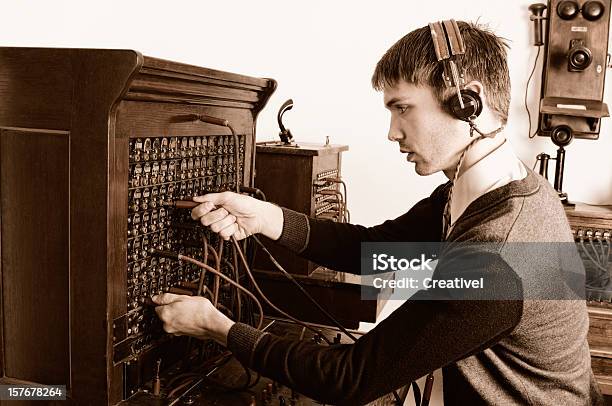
[153,22,603,405]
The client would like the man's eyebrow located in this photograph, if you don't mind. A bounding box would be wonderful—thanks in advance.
[385,98,410,108]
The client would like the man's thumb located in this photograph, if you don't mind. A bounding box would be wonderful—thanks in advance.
[193,191,234,206]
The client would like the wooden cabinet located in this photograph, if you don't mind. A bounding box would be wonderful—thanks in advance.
[254,142,349,275]
[0,48,275,405]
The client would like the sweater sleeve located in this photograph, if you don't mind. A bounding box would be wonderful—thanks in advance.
[226,251,523,405]
[274,183,449,274]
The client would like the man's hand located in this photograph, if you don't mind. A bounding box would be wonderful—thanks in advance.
[191,191,283,241]
[151,293,235,346]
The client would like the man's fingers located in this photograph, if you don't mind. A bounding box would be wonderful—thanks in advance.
[191,201,216,220]
[152,292,182,305]
[219,223,238,240]
[198,207,229,227]
[210,214,236,234]
[192,192,236,220]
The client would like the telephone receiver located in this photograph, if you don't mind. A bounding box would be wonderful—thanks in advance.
[529,3,548,46]
[277,99,294,144]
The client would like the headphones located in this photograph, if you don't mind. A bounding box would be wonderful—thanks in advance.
[428,20,483,122]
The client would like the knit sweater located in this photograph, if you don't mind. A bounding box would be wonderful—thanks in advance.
[227,170,603,405]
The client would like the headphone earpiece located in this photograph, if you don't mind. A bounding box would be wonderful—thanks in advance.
[446,88,483,121]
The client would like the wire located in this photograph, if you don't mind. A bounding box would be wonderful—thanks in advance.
[590,238,604,268]
[230,236,333,345]
[197,236,209,297]
[175,253,264,330]
[240,185,267,202]
[205,242,220,266]
[580,239,610,274]
[231,244,242,322]
[168,377,200,399]
[443,138,479,237]
[174,320,282,398]
[318,190,345,222]
[166,372,203,391]
[212,239,223,307]
[526,46,542,139]
[168,352,253,398]
[327,178,349,223]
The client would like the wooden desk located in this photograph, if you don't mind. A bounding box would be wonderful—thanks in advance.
[565,203,612,394]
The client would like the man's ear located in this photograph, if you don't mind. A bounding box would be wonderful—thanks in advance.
[464,81,486,103]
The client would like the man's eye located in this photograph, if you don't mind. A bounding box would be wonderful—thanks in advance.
[397,106,409,114]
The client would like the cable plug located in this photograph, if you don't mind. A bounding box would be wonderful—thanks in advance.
[152,249,180,261]
[163,200,199,209]
[153,359,162,396]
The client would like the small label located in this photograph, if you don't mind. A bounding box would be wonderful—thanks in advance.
[557,104,587,110]
[571,26,588,32]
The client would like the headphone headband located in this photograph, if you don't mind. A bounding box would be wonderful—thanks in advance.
[429,19,482,122]
[429,19,466,89]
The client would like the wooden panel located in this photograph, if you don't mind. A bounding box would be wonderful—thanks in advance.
[256,142,349,156]
[126,56,275,110]
[593,373,612,396]
[129,77,261,105]
[65,50,141,406]
[592,356,612,388]
[588,308,612,352]
[254,151,314,275]
[108,125,129,405]
[0,48,73,130]
[254,152,313,214]
[0,129,70,384]
[142,56,269,88]
[566,204,612,230]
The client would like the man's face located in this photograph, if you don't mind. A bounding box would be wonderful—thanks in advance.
[384,81,467,176]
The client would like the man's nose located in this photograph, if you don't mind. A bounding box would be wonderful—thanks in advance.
[387,119,403,142]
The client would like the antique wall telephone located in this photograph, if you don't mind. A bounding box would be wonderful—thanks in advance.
[529,0,611,205]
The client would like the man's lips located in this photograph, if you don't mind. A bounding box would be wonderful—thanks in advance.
[400,149,415,161]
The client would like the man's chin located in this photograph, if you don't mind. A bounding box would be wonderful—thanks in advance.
[413,163,435,176]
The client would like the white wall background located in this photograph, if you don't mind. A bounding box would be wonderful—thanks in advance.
[2,0,611,226]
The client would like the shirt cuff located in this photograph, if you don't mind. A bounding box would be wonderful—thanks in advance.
[227,322,269,366]
[277,207,310,253]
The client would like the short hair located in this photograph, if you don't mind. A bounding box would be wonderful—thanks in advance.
[371,21,511,124]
